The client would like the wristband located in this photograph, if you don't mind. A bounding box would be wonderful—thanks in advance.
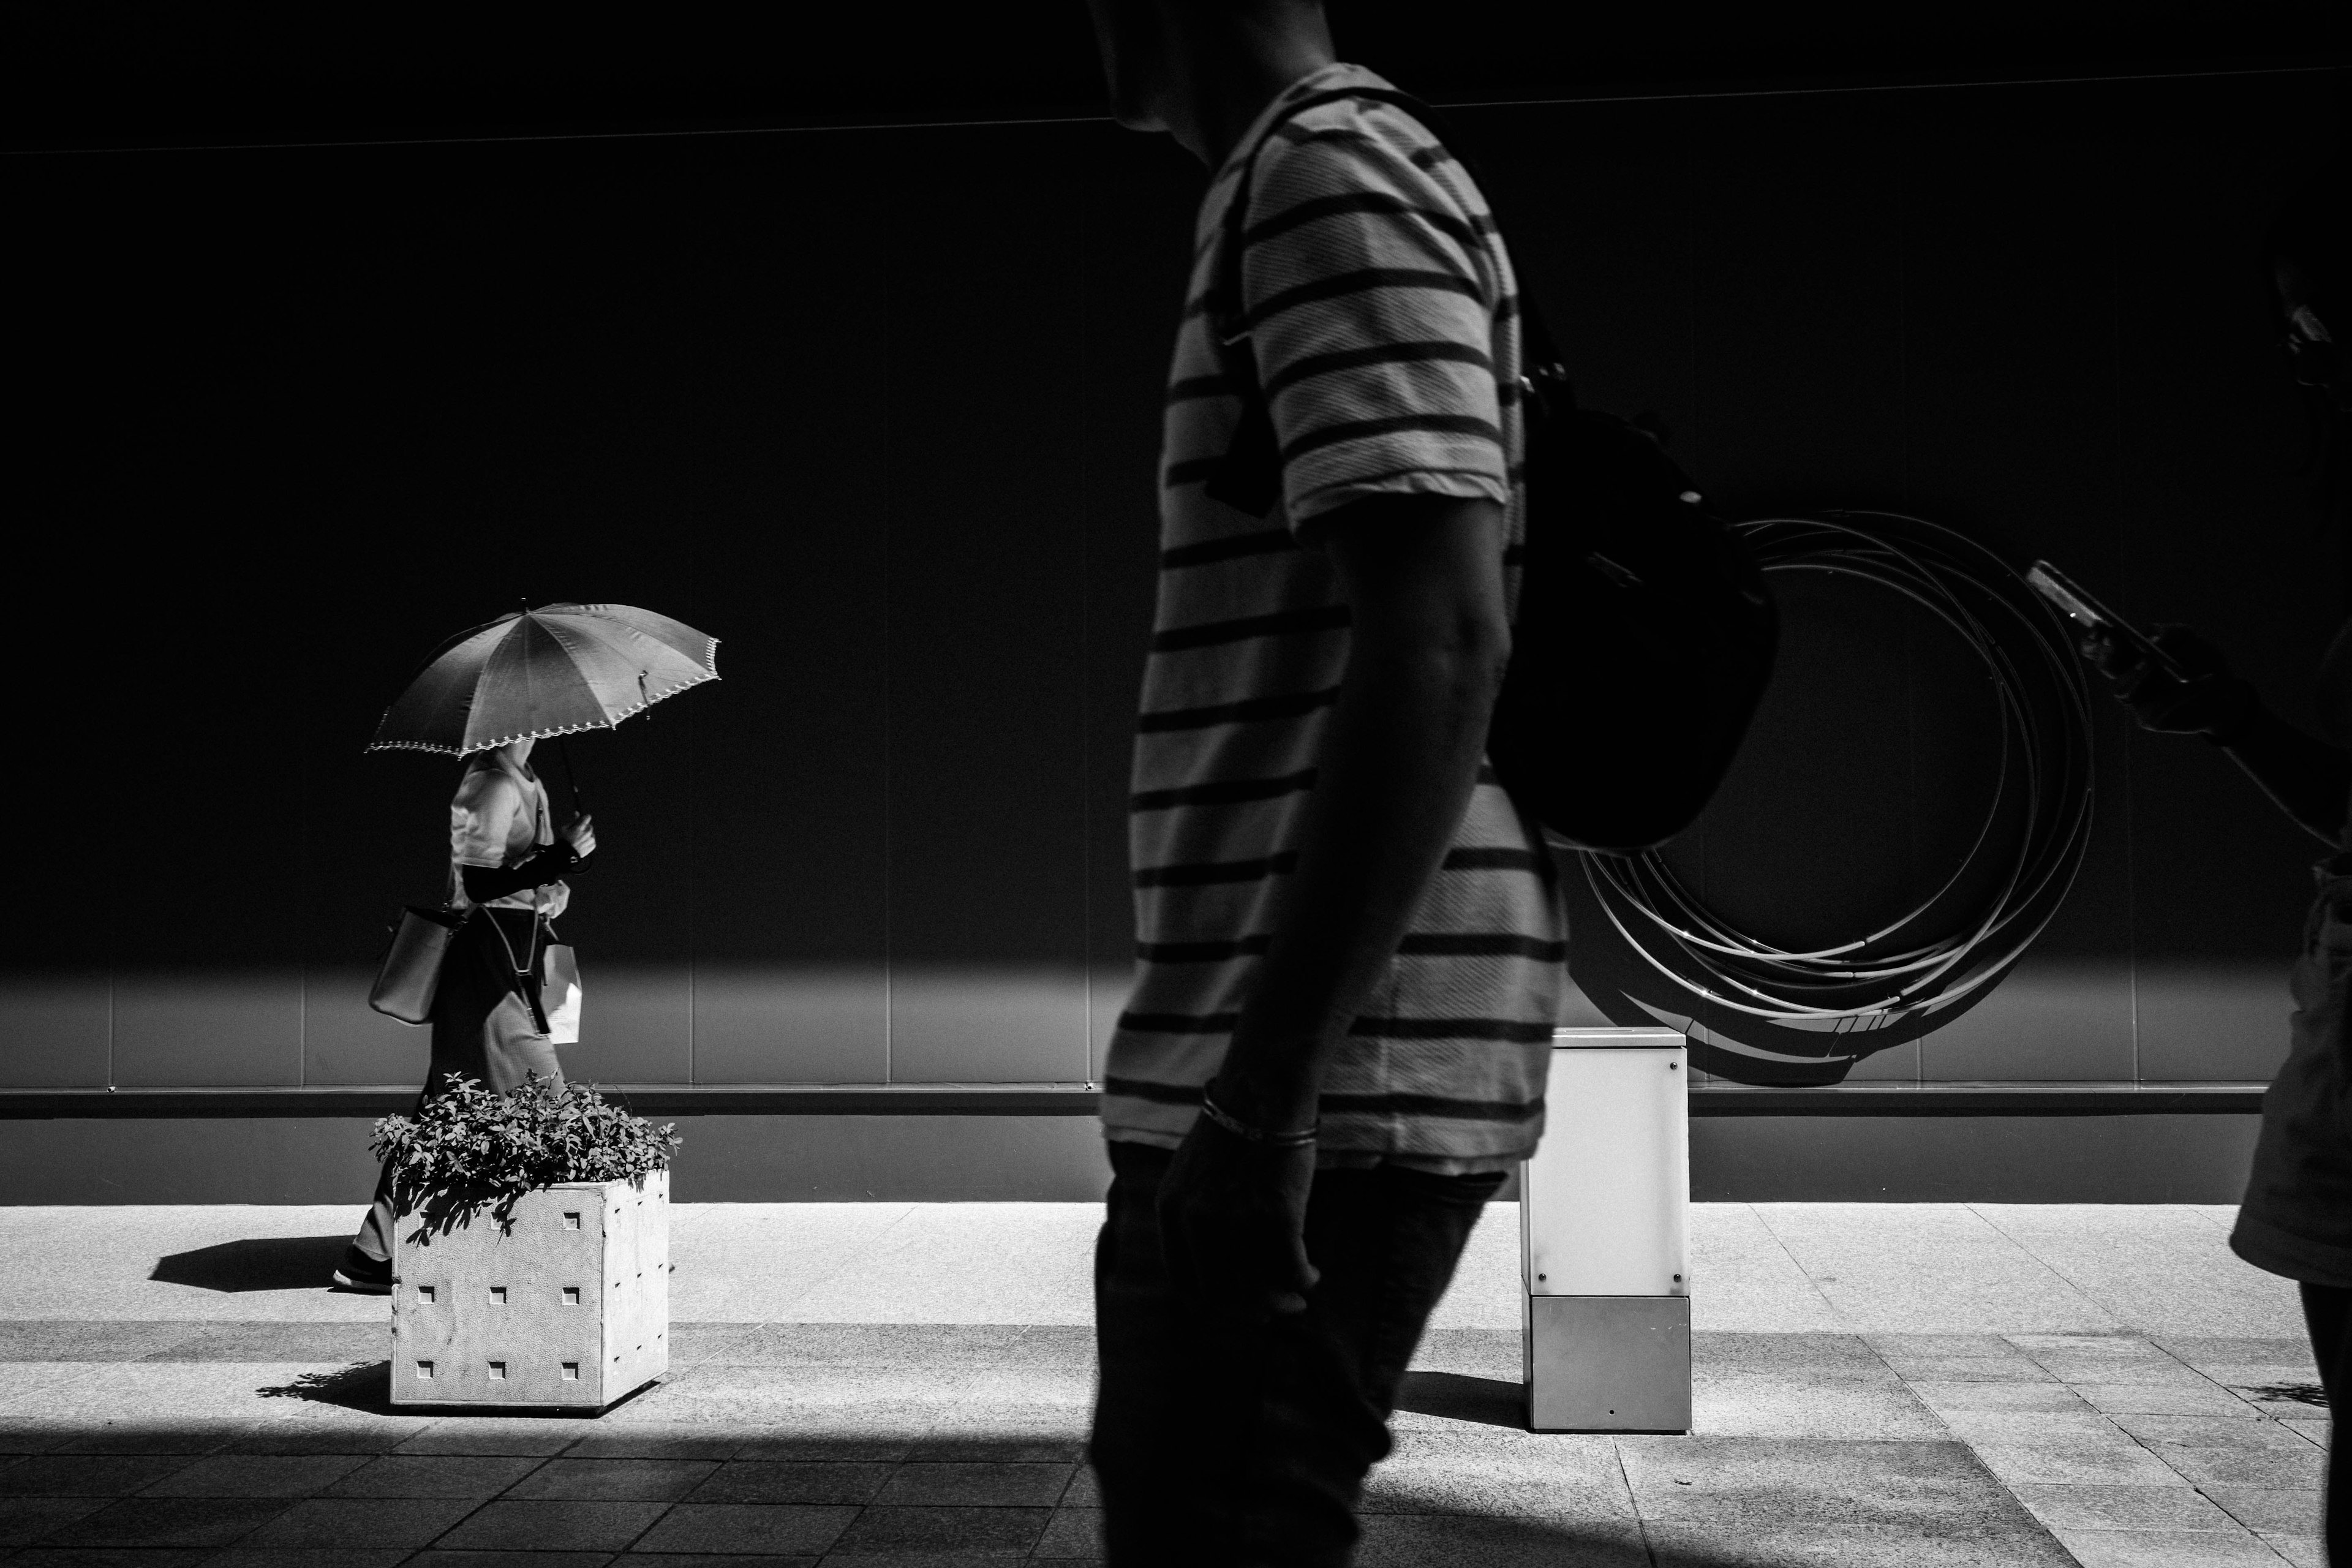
[1198,1083,1318,1148]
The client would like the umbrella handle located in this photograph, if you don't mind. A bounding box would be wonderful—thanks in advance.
[557,734,584,819]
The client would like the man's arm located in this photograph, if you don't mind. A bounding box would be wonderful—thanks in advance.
[1156,490,1510,1314]
[1215,492,1512,1126]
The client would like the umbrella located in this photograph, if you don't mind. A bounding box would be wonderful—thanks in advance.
[368,603,720,767]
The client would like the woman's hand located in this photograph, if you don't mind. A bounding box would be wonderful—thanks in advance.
[562,812,597,859]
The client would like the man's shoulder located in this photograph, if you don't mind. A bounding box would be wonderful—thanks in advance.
[1248,88,1476,224]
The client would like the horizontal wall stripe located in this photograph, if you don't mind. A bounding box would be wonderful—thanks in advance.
[1138,935,1275,963]
[1100,1081,1539,1125]
[1150,604,1351,654]
[1132,768,1318,812]
[1113,1012,1240,1036]
[1134,851,1299,889]
[1163,454,1226,489]
[1137,685,1341,733]
[1317,1091,1540,1123]
[1165,374,1231,407]
[1347,1015,1558,1043]
[1263,339,1493,402]
[1394,933,1567,960]
[1159,529,1298,570]
[1441,846,1553,878]
[1279,411,1502,465]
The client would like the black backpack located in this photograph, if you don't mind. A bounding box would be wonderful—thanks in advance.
[1204,86,1777,854]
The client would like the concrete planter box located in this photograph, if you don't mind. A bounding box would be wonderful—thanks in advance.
[390,1169,668,1409]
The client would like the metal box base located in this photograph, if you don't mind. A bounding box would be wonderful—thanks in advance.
[1525,1294,1691,1433]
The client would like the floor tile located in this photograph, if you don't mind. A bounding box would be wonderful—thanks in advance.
[323,1455,546,1498]
[7,1550,214,1568]
[2052,1525,2286,1565]
[393,1425,588,1458]
[682,1463,894,1506]
[198,1551,415,1568]
[2006,1482,2238,1530]
[137,1456,365,1499]
[1031,1507,1103,1559]
[37,1496,292,1548]
[2263,1532,2326,1567]
[0,1494,110,1545]
[562,1430,747,1461]
[431,1499,672,1553]
[2,1456,203,1498]
[2073,1381,2258,1417]
[609,1556,818,1568]
[1616,1436,2032,1528]
[221,1426,417,1457]
[826,1505,1050,1553]
[1962,1438,2186,1487]
[625,1503,858,1556]
[502,1459,717,1502]
[239,1495,483,1550]
[1643,1519,2076,1565]
[405,1553,616,1568]
[1354,1512,1649,1566]
[2201,1484,2323,1534]
[2109,1414,2329,1488]
[868,1463,1073,1507]
[1905,1382,2093,1415]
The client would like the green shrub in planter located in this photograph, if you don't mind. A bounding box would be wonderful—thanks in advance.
[374,1076,680,1409]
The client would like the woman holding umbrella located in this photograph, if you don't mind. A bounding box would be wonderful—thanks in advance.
[334,738,595,1292]
[336,603,717,1294]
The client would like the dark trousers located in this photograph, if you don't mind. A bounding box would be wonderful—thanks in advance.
[352,908,560,1262]
[1089,1140,1501,1568]
[2304,1283,2352,1559]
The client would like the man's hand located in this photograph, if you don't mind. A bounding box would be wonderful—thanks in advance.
[2084,625,2258,739]
[1152,492,1510,1320]
[1157,1110,1319,1318]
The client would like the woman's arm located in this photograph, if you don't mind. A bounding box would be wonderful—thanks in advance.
[461,840,587,905]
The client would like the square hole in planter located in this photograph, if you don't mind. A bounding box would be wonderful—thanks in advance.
[561,1363,579,1381]
[562,1287,581,1305]
[416,1361,434,1379]
[491,1287,507,1305]
[488,1362,507,1381]
[417,1285,435,1303]
[563,1213,581,1230]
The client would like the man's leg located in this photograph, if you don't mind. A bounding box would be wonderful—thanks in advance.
[1239,1164,1504,1565]
[1092,1142,1224,1565]
[1091,1146,1503,1568]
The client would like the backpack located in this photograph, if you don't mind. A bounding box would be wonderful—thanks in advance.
[1204,85,1777,854]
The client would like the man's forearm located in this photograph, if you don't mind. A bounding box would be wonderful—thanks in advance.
[2218,706,2352,844]
[1213,602,1508,1132]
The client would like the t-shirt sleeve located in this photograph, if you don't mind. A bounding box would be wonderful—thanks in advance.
[450,772,522,869]
[1239,105,1510,530]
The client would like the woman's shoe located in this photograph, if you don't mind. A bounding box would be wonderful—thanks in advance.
[331,1247,393,1294]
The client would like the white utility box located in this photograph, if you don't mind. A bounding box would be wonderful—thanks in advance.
[390,1170,669,1410]
[1521,1027,1690,1432]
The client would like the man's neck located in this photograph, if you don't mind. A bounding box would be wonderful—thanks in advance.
[1165,15,1335,168]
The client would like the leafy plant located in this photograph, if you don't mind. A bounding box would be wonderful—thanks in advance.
[371,1074,679,1235]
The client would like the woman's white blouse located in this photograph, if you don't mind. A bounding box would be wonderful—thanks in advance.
[447,757,570,918]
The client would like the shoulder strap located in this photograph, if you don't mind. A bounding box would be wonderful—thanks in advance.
[1202,85,1569,515]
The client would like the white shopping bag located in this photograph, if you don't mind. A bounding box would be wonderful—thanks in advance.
[541,944,583,1045]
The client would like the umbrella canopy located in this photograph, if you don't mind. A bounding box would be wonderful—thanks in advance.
[369,603,719,756]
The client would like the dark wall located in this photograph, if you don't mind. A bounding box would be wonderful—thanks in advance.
[6,65,2345,1093]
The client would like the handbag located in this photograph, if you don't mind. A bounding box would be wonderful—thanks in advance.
[369,905,466,1025]
[541,941,582,1045]
[1203,86,1778,854]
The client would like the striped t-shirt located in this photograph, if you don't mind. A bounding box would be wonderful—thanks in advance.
[1101,64,1566,1171]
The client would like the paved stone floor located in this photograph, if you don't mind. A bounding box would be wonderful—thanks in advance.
[0,1202,2329,1565]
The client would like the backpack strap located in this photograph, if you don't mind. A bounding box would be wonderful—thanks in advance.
[1203,84,1570,516]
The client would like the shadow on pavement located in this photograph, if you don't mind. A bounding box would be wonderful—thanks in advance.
[1392,1369,1526,1428]
[148,1235,347,1292]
